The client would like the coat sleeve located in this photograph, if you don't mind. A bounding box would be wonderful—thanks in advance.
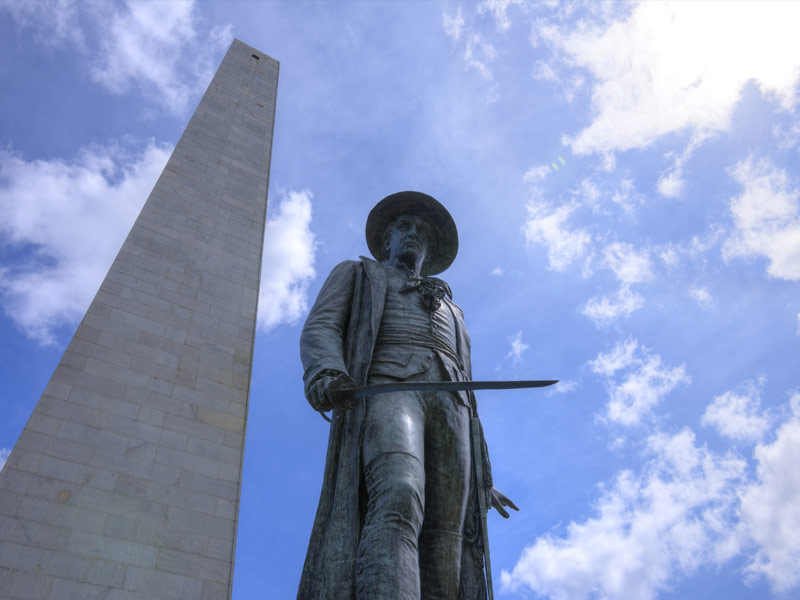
[452,301,495,491]
[300,260,358,394]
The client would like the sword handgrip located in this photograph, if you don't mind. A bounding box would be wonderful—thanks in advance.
[329,373,356,409]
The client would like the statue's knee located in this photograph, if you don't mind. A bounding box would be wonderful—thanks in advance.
[365,453,424,533]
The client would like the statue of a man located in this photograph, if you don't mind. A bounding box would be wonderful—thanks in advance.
[298,192,516,599]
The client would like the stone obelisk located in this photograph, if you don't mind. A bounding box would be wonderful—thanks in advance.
[0,39,277,599]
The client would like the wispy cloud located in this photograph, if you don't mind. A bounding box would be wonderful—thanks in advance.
[464,33,497,81]
[442,6,465,41]
[582,285,644,327]
[442,5,498,85]
[656,226,724,270]
[689,287,713,309]
[609,179,643,213]
[0,141,171,344]
[1,0,232,114]
[258,190,317,331]
[0,447,9,471]
[583,241,653,326]
[505,330,529,363]
[722,157,800,281]
[589,339,689,426]
[546,378,578,396]
[478,0,524,31]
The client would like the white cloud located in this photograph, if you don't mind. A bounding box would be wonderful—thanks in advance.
[522,164,551,183]
[540,2,800,156]
[773,120,800,151]
[464,33,497,81]
[602,242,652,284]
[503,395,800,598]
[92,2,232,114]
[702,381,769,443]
[546,379,578,396]
[502,428,747,600]
[442,6,465,41]
[257,190,317,331]
[606,354,689,426]
[490,266,504,277]
[0,0,84,47]
[0,145,316,341]
[574,178,601,208]
[689,287,713,309]
[739,395,800,592]
[1,0,232,114]
[722,157,800,280]
[657,226,724,269]
[0,447,9,471]
[656,166,685,198]
[590,339,690,425]
[658,246,680,269]
[478,0,524,31]
[582,285,643,327]
[588,338,638,377]
[609,179,642,213]
[0,142,171,344]
[525,200,591,271]
[505,330,529,363]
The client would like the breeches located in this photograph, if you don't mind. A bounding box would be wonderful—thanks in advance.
[357,364,471,600]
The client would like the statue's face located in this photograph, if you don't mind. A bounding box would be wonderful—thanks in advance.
[384,215,432,269]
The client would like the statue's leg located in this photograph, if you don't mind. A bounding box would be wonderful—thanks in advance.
[358,390,426,600]
[419,393,471,600]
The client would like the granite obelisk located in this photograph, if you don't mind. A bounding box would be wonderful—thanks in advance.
[0,39,277,599]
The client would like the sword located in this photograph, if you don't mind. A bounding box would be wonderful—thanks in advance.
[344,379,558,399]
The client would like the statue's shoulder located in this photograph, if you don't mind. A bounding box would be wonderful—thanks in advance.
[323,259,361,279]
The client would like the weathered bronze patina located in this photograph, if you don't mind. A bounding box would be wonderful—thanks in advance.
[298,191,518,599]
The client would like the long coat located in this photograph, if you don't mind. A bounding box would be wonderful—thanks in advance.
[298,257,490,599]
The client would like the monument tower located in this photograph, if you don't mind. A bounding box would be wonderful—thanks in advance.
[0,40,277,599]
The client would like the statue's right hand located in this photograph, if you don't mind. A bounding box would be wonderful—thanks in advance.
[308,371,356,413]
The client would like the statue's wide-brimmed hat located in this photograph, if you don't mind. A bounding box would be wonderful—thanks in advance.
[366,191,458,276]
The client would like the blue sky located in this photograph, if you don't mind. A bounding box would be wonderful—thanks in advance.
[1,1,800,598]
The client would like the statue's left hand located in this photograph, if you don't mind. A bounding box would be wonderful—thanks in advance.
[489,487,519,519]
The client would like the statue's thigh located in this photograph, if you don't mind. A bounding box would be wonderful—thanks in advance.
[422,397,471,531]
[361,390,425,468]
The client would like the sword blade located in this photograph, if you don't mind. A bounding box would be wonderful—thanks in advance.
[350,379,559,399]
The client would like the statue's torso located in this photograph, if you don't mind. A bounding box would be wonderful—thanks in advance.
[369,265,468,404]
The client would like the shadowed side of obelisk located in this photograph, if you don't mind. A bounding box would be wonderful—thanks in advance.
[0,39,277,600]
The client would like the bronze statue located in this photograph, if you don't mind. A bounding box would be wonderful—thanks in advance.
[298,192,519,599]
